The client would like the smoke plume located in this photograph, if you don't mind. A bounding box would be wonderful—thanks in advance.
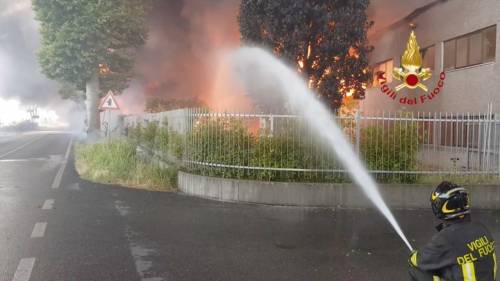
[0,0,85,128]
[0,0,57,104]
[122,0,252,112]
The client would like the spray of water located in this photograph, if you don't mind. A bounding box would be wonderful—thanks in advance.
[230,47,413,251]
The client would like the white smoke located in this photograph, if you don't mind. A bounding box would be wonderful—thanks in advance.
[0,0,84,129]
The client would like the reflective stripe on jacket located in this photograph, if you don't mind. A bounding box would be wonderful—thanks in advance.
[411,216,496,281]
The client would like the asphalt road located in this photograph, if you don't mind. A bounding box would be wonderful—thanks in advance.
[0,132,499,281]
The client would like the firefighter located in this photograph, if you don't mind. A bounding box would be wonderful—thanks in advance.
[409,181,497,281]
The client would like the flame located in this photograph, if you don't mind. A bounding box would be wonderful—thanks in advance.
[401,31,422,69]
[99,63,111,75]
[308,78,314,89]
[298,60,304,69]
[346,89,355,97]
[348,46,359,59]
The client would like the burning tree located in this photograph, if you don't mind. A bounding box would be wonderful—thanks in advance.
[32,0,151,133]
[239,0,372,110]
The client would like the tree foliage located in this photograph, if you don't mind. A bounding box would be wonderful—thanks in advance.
[32,0,151,93]
[239,0,373,110]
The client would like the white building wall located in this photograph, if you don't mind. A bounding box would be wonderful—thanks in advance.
[361,0,500,114]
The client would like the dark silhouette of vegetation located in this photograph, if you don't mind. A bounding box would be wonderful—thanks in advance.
[239,0,373,110]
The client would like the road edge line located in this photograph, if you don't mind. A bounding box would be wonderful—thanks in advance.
[51,136,73,189]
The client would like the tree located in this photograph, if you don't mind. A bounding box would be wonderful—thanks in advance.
[32,0,150,133]
[239,0,372,110]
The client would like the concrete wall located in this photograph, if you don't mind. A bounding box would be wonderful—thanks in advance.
[123,108,188,134]
[178,171,500,209]
[361,0,500,114]
[417,145,499,171]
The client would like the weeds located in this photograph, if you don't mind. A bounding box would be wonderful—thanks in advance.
[75,139,177,191]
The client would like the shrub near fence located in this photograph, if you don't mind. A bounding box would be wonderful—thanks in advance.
[127,119,180,159]
[361,121,422,183]
[125,109,500,184]
[183,116,420,183]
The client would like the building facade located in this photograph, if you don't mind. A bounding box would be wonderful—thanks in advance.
[361,0,500,114]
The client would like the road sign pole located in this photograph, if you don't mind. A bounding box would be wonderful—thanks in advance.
[107,109,111,138]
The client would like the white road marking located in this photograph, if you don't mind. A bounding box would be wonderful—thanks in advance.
[42,199,54,210]
[0,158,48,163]
[30,222,47,238]
[64,136,73,160]
[0,136,43,159]
[51,137,73,189]
[11,257,35,281]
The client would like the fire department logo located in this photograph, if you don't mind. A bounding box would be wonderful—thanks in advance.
[377,29,446,106]
[393,31,432,92]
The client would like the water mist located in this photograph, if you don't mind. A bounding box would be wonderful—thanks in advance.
[230,47,413,251]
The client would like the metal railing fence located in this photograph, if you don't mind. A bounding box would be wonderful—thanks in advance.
[125,109,500,183]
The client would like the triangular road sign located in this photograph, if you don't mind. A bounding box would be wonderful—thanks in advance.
[99,91,120,110]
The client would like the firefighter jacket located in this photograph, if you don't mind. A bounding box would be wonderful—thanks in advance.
[410,216,497,281]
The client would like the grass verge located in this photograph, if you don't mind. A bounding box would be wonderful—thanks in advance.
[75,139,177,191]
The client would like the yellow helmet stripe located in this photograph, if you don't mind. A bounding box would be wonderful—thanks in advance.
[441,200,457,214]
[431,192,439,201]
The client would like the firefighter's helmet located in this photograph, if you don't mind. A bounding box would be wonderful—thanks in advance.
[431,181,470,220]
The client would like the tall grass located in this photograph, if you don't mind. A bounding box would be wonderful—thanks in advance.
[75,139,177,190]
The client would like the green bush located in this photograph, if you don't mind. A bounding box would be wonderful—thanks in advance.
[128,119,184,162]
[185,119,347,182]
[75,139,176,190]
[360,121,422,183]
[127,117,423,184]
[128,122,143,142]
[168,131,184,159]
[186,119,254,178]
[76,139,136,180]
[141,122,158,148]
[155,126,169,153]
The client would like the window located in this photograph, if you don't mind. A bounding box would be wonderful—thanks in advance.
[483,26,496,62]
[372,59,393,86]
[444,25,497,70]
[421,45,435,70]
[443,40,456,69]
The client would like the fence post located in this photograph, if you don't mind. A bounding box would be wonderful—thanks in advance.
[270,115,274,136]
[355,111,361,155]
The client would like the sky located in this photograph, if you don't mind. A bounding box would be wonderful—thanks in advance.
[0,0,245,127]
[0,0,80,128]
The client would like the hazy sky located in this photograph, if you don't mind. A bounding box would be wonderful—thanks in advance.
[0,0,58,104]
[0,0,80,127]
